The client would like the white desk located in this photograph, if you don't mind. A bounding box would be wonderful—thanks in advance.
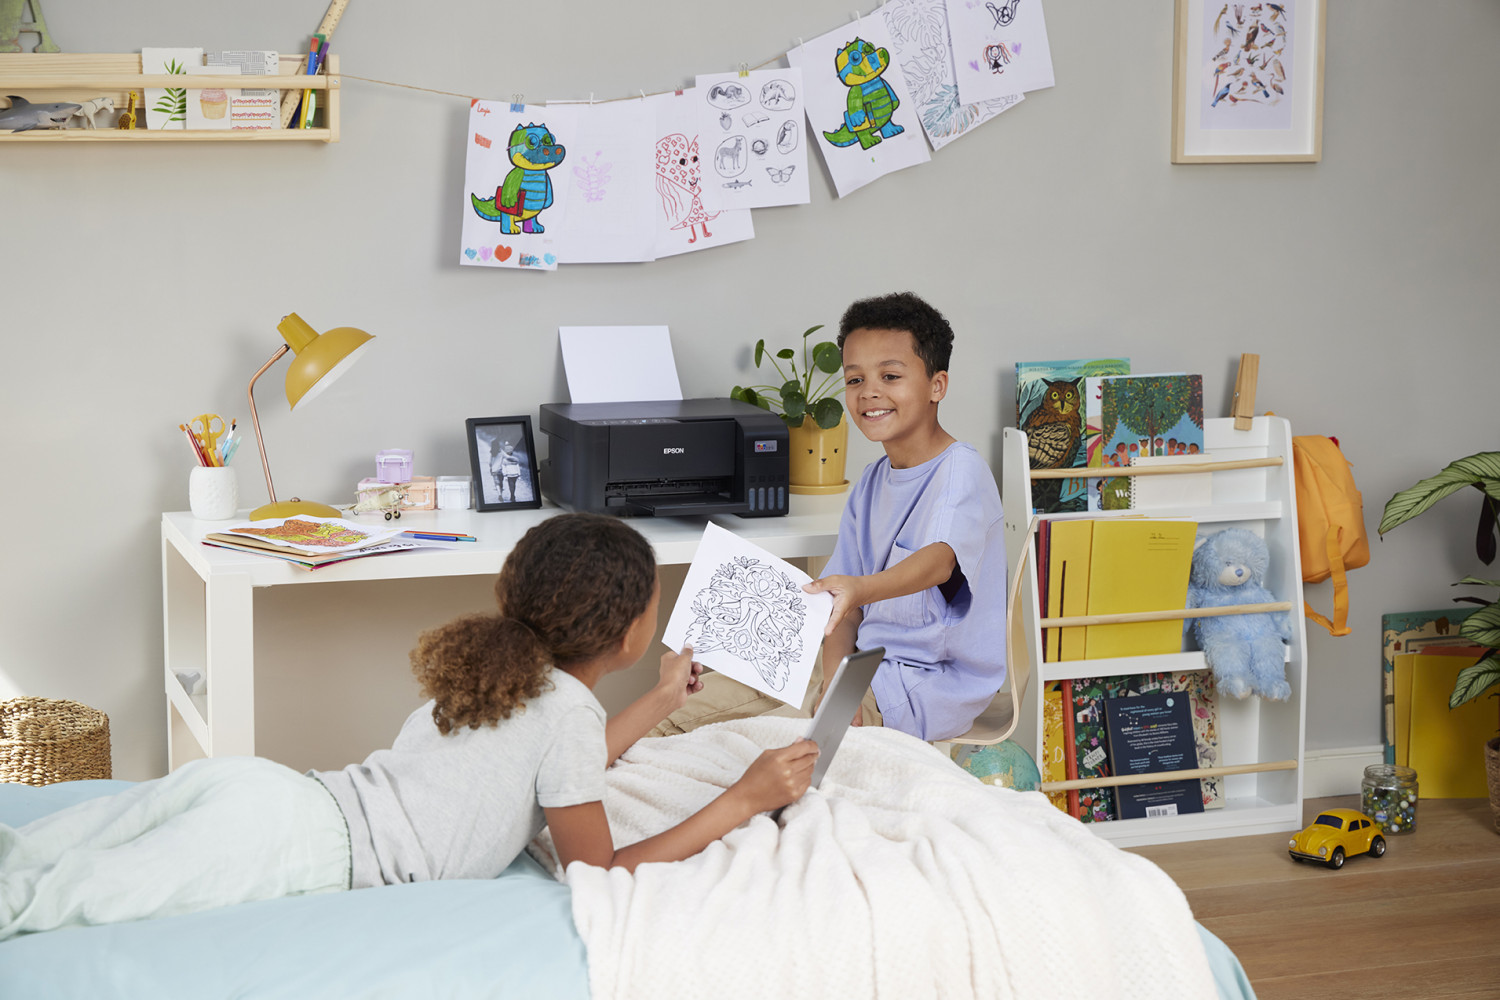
[161,498,844,770]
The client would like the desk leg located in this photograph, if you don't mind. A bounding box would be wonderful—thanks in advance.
[203,570,256,760]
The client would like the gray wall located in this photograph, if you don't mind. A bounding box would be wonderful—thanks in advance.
[4,0,1496,780]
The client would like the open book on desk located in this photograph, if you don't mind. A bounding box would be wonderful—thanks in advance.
[202,515,416,571]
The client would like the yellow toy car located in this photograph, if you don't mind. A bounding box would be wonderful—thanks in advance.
[1288,808,1387,869]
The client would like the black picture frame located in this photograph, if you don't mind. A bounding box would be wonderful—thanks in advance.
[466,415,542,512]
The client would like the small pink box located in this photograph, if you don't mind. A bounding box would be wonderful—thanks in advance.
[375,449,413,483]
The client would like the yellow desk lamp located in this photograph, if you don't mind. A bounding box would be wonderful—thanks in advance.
[246,312,374,520]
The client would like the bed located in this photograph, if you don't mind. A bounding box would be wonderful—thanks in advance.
[0,719,1256,1000]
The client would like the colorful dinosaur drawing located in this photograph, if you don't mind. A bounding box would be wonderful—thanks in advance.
[471,123,566,235]
[821,38,905,151]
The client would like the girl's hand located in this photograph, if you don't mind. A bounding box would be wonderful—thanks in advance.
[657,645,704,712]
[732,740,820,813]
[802,575,866,636]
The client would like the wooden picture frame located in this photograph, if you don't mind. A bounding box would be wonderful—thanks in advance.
[1172,0,1326,163]
[466,415,542,512]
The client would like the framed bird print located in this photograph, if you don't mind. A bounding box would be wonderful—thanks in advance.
[1171,0,1325,163]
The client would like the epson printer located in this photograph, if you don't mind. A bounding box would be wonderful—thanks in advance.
[539,398,790,517]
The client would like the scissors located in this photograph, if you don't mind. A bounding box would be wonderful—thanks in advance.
[189,413,226,465]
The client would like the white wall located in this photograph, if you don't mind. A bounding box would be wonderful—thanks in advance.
[3,0,1496,780]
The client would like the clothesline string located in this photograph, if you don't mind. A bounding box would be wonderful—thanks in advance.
[337,53,788,106]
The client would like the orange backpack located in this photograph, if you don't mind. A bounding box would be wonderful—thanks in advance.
[1292,435,1369,636]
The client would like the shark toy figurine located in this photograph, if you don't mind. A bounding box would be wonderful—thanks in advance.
[0,95,81,131]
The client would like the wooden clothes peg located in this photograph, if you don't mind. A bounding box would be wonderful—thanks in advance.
[1232,353,1259,430]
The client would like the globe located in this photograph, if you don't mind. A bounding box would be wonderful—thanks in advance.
[951,740,1041,791]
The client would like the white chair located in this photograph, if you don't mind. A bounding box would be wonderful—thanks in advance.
[940,520,1036,747]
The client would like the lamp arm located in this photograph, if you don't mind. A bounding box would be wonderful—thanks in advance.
[247,344,291,506]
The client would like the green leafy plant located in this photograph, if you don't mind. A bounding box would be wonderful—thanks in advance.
[1379,452,1500,713]
[730,324,844,430]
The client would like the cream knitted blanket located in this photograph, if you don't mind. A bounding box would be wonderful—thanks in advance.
[548,717,1217,1000]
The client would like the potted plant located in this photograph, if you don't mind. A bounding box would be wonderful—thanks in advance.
[731,325,849,493]
[1379,452,1500,832]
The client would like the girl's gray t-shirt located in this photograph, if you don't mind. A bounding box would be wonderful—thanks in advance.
[312,668,607,888]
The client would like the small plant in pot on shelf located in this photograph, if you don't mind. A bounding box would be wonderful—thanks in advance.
[731,325,849,493]
[1379,451,1500,831]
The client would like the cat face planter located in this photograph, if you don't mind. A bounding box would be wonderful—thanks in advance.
[788,415,849,495]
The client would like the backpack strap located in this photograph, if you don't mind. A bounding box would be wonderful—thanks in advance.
[1304,522,1352,636]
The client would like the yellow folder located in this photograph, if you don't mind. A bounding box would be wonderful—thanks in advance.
[1046,520,1093,662]
[1394,653,1415,767]
[1408,652,1495,798]
[1084,520,1197,659]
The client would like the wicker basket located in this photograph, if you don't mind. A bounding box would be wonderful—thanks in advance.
[0,697,112,786]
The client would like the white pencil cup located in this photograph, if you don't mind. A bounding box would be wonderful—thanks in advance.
[189,466,239,520]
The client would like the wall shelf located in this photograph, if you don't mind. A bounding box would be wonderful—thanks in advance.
[1002,415,1309,847]
[0,52,339,142]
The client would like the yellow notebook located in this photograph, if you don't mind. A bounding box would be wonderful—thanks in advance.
[1394,653,1415,767]
[1408,652,1495,798]
[1046,520,1093,662]
[1084,520,1197,659]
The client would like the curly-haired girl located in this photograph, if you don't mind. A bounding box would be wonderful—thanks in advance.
[0,513,817,939]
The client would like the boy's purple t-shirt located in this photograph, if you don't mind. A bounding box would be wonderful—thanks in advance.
[823,442,1006,741]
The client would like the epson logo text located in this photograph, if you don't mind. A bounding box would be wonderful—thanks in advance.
[663,447,685,455]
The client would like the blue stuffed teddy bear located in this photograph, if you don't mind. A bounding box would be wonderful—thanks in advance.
[1186,527,1293,700]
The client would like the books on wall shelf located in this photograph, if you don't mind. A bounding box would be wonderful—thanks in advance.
[1090,373,1206,511]
[202,515,417,570]
[1016,358,1130,514]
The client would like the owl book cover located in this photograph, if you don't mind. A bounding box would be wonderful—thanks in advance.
[1016,358,1130,514]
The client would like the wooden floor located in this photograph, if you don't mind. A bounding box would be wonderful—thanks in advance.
[1129,796,1500,1000]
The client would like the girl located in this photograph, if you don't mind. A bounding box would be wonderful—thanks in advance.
[0,513,817,939]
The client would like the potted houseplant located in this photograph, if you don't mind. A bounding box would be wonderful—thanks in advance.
[731,325,849,493]
[1379,452,1500,832]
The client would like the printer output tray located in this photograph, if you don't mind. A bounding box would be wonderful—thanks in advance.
[612,493,746,517]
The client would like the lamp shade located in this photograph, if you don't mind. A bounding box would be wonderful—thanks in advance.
[277,312,375,410]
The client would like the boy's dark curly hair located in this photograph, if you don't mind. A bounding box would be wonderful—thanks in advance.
[411,513,657,735]
[836,291,954,377]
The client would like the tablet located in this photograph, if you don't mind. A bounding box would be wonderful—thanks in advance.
[803,645,885,789]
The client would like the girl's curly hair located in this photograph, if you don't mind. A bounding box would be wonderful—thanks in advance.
[411,513,657,735]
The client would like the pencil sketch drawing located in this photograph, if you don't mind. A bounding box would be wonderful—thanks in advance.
[685,555,807,693]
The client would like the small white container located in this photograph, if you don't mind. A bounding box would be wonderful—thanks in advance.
[189,466,238,520]
[436,476,472,510]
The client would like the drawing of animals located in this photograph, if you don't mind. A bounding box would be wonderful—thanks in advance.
[714,135,745,175]
[70,96,115,129]
[821,38,905,151]
[0,95,80,131]
[655,131,718,244]
[1021,378,1083,512]
[470,122,566,235]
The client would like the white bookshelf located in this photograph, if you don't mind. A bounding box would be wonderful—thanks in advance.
[1003,416,1308,847]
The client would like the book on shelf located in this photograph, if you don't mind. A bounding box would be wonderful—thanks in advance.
[1083,519,1197,659]
[1044,519,1092,662]
[1380,608,1478,764]
[1069,671,1222,821]
[202,516,414,571]
[1103,690,1206,820]
[1017,358,1130,514]
[1060,678,1080,817]
[1041,680,1070,814]
[1093,374,1204,511]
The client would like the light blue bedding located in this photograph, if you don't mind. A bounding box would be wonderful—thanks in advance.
[0,779,1255,1000]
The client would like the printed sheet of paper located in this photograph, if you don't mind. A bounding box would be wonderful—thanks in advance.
[206,50,280,130]
[462,101,581,271]
[943,0,1054,104]
[694,68,810,210]
[648,90,756,259]
[142,47,203,130]
[664,523,833,704]
[879,0,1023,151]
[559,326,682,403]
[550,99,658,263]
[787,16,931,198]
[217,515,405,553]
[184,65,239,131]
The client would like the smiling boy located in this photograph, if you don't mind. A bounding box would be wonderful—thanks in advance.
[803,292,1006,741]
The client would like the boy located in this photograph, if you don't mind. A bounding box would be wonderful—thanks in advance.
[802,291,1006,741]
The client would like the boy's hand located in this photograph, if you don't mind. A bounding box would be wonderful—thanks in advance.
[732,740,820,813]
[656,645,705,712]
[803,575,866,636]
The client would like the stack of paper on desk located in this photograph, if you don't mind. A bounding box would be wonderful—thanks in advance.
[203,516,414,570]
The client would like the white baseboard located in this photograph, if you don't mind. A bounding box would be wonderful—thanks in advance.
[1304,745,1385,799]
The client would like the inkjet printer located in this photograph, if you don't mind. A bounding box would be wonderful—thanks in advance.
[538,398,789,517]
